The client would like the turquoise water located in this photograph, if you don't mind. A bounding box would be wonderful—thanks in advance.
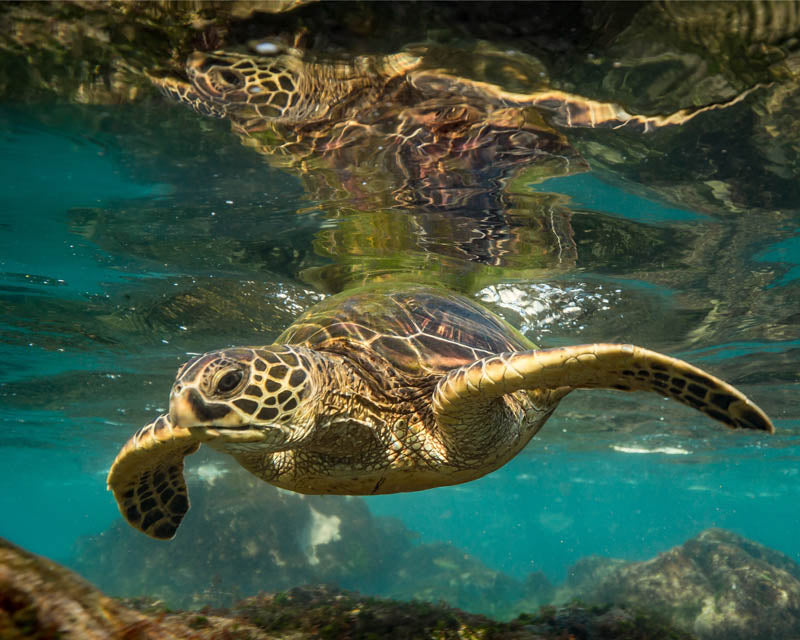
[2,102,797,578]
[1,36,798,614]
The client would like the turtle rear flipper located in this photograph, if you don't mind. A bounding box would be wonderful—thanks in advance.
[433,343,774,433]
[107,415,200,540]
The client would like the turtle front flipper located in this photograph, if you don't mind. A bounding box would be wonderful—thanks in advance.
[107,414,200,540]
[432,343,774,433]
[148,72,229,119]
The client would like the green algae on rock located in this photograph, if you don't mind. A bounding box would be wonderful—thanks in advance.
[3,536,697,640]
[0,537,206,639]
[560,528,800,640]
[223,585,698,640]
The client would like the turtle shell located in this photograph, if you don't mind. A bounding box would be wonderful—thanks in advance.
[278,284,533,376]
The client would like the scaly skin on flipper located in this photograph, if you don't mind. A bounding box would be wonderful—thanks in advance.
[432,343,774,434]
[107,415,200,539]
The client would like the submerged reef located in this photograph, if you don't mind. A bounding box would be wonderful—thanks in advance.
[2,537,695,639]
[561,528,800,640]
[71,469,800,638]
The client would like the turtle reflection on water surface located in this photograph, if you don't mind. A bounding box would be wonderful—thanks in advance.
[108,284,773,540]
[152,46,768,211]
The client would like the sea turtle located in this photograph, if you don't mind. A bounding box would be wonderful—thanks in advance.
[107,284,773,540]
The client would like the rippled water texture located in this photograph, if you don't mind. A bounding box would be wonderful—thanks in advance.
[0,0,798,613]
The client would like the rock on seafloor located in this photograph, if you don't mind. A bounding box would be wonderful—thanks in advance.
[1,536,696,639]
[0,536,253,639]
[71,467,800,638]
[562,528,800,640]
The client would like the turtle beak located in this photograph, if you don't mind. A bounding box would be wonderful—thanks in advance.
[168,384,281,445]
[169,384,242,428]
[169,386,197,427]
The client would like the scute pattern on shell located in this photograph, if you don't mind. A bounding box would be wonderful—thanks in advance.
[278,284,533,376]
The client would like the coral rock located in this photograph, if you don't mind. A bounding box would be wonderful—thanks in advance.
[567,528,800,640]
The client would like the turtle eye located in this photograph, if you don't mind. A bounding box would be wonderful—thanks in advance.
[215,69,244,88]
[216,370,243,393]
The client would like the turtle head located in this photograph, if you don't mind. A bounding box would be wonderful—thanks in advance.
[169,345,318,450]
[185,50,301,121]
[149,71,229,119]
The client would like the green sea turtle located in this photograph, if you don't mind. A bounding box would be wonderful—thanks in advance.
[108,284,773,540]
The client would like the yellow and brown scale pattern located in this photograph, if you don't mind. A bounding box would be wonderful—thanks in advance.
[176,347,312,423]
[110,415,198,539]
[279,286,533,376]
[181,49,420,125]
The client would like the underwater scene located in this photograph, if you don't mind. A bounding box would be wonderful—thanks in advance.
[1,2,799,638]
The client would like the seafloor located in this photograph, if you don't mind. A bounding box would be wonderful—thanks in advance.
[5,488,800,639]
[0,535,715,640]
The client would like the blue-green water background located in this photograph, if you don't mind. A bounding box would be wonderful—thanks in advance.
[1,100,797,588]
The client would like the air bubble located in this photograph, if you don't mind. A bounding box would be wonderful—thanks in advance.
[255,42,280,54]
